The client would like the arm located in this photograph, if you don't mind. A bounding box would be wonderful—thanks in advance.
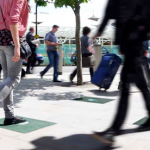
[44,34,58,46]
[9,0,25,62]
[10,24,20,62]
[97,16,109,36]
[45,41,58,46]
[93,16,109,38]
[84,38,94,54]
[87,38,95,54]
[94,0,111,38]
[10,25,20,48]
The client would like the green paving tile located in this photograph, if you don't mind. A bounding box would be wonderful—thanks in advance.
[73,97,114,104]
[134,117,148,125]
[0,117,56,133]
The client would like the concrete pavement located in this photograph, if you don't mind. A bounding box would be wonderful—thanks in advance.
[0,66,150,150]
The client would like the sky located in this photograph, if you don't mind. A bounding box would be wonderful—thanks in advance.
[28,0,109,28]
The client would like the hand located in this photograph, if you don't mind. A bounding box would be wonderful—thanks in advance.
[55,43,59,46]
[12,46,20,62]
[36,44,39,47]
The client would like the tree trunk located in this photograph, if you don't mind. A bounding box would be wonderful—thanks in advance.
[75,2,83,85]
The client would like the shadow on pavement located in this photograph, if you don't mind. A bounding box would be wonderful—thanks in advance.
[89,90,120,97]
[32,91,83,101]
[25,134,115,150]
[60,81,92,87]
[89,89,140,98]
[0,78,83,108]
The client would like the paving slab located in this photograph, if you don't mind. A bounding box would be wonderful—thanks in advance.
[0,67,150,150]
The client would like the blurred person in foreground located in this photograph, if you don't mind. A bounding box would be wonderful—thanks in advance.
[40,25,61,82]
[70,26,94,82]
[26,27,38,74]
[0,0,29,125]
[118,40,150,90]
[92,3,150,146]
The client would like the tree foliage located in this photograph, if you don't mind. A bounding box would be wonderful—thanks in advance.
[35,0,89,10]
[35,0,54,7]
[54,0,89,10]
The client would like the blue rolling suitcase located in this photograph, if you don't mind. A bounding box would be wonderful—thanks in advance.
[92,53,122,90]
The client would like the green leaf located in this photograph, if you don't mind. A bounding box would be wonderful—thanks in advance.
[35,0,90,8]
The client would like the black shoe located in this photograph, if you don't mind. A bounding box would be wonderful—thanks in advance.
[70,74,74,82]
[4,117,27,126]
[40,72,43,79]
[137,119,150,131]
[53,80,62,82]
[92,129,115,146]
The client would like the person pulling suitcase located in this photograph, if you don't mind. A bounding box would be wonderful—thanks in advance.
[70,26,95,82]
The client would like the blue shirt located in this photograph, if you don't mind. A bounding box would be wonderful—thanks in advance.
[45,31,57,51]
[81,35,93,54]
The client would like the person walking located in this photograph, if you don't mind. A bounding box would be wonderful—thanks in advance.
[0,0,29,125]
[118,40,150,90]
[26,27,37,74]
[92,3,150,146]
[40,25,61,82]
[70,27,94,82]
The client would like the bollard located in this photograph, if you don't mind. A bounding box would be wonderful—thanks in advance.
[93,44,102,71]
[58,44,63,75]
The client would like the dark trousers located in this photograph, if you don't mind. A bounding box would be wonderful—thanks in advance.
[21,68,26,78]
[71,53,94,80]
[71,67,94,79]
[41,51,59,81]
[26,51,37,72]
[111,58,150,131]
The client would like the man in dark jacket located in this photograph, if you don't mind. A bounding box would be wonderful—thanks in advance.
[92,2,150,146]
[26,27,37,74]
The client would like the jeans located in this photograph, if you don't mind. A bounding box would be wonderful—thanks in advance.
[0,46,22,118]
[41,51,59,80]
[110,57,150,131]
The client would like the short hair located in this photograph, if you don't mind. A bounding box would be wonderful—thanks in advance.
[53,25,59,28]
[82,26,91,35]
[29,27,34,32]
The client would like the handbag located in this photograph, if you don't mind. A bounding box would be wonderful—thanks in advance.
[0,6,32,59]
[82,55,96,68]
[70,51,77,64]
